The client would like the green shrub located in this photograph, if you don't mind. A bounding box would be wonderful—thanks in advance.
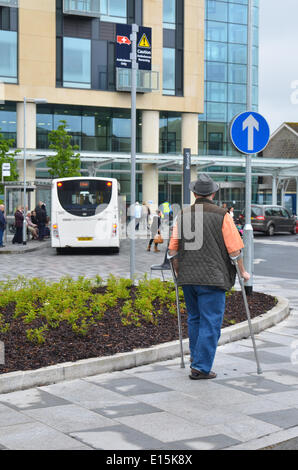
[0,275,183,344]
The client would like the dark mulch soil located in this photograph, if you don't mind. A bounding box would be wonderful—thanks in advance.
[0,290,276,374]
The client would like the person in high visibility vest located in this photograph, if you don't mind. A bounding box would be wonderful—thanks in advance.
[161,201,171,218]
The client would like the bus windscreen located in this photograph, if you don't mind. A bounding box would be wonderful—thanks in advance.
[57,180,112,217]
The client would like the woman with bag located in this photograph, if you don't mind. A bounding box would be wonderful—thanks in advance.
[147,210,162,252]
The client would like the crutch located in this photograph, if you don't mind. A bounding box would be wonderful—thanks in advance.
[168,253,185,368]
[230,254,262,375]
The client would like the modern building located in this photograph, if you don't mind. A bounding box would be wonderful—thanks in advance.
[0,0,204,214]
[2,0,297,219]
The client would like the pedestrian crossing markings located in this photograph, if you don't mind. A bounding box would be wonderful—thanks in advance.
[138,33,150,48]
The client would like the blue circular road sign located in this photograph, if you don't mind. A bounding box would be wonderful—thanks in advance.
[230,111,270,154]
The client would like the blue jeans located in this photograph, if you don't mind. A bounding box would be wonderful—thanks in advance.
[182,285,226,374]
[0,228,3,246]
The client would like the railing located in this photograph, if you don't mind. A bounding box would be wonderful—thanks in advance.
[116,68,160,93]
[63,0,101,18]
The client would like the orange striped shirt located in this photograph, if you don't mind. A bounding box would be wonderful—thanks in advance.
[168,212,244,254]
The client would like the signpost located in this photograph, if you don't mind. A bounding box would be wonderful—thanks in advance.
[2,163,10,181]
[116,24,152,71]
[183,148,191,205]
[230,111,270,294]
[116,23,152,281]
[230,112,270,155]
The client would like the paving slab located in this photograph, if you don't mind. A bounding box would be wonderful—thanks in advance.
[0,309,298,450]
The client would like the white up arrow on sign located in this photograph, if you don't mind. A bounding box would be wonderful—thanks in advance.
[242,114,259,151]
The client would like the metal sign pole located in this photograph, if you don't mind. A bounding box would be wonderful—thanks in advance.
[23,96,27,245]
[130,24,138,281]
[243,0,254,295]
[183,148,191,206]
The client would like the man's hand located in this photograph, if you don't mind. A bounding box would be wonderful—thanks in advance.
[172,258,179,275]
[241,271,250,282]
[168,249,179,275]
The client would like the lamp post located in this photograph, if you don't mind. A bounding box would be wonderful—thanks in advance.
[23,97,48,245]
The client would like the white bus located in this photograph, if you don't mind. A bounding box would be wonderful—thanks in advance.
[51,177,120,253]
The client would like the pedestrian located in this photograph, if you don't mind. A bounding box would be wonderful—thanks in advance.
[26,211,38,240]
[141,202,150,230]
[35,201,47,241]
[228,206,235,219]
[12,206,24,244]
[160,201,171,223]
[0,204,6,248]
[168,174,250,380]
[31,210,38,226]
[147,210,162,253]
[134,202,142,231]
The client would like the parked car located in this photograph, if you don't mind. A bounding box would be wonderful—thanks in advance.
[239,205,296,236]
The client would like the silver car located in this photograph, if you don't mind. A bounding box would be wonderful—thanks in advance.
[239,204,296,236]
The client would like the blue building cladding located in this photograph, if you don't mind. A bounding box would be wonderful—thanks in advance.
[200,0,259,156]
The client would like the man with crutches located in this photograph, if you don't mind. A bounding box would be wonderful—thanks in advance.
[168,174,250,380]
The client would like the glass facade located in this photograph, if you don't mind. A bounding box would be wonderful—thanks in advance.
[0,102,17,145]
[36,105,142,153]
[200,0,259,157]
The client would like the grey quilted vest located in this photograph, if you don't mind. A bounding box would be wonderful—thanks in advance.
[177,198,236,291]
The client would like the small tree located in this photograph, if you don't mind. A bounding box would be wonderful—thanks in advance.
[47,120,81,178]
[0,130,20,192]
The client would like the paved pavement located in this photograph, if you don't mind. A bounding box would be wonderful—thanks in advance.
[0,233,298,450]
[0,310,298,450]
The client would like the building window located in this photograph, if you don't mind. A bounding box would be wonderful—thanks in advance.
[163,47,175,95]
[207,82,227,103]
[228,64,247,84]
[228,23,247,44]
[159,112,181,154]
[100,0,127,23]
[63,0,127,23]
[228,43,247,64]
[206,1,228,23]
[162,0,183,96]
[163,0,176,29]
[63,37,91,88]
[0,30,17,83]
[228,83,246,104]
[228,3,248,25]
[36,105,142,152]
[206,21,227,42]
[206,62,227,82]
[206,41,227,62]
[208,132,223,155]
[0,102,17,145]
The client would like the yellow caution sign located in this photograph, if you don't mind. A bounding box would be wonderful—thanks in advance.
[138,33,151,48]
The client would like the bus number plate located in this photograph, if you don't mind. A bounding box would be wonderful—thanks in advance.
[78,237,93,241]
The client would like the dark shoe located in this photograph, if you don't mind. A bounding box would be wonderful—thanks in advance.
[189,368,217,380]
